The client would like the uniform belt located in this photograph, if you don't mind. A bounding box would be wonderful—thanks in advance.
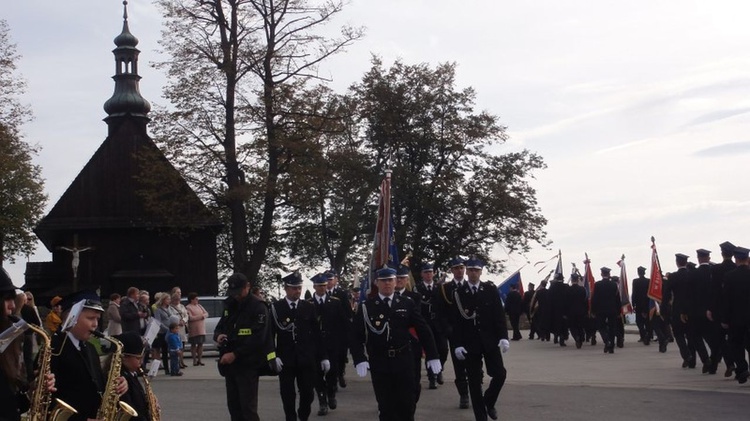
[386,343,410,357]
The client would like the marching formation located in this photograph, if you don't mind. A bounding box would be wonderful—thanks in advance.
[522,240,750,386]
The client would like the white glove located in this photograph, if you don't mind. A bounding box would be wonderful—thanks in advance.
[272,357,284,372]
[426,359,442,374]
[321,359,331,373]
[355,361,369,377]
[454,347,467,361]
[499,339,510,354]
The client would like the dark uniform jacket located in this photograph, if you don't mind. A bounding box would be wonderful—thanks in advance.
[328,287,353,322]
[271,299,324,368]
[663,267,691,319]
[50,332,106,421]
[567,284,588,319]
[119,298,142,334]
[309,294,348,357]
[414,282,441,330]
[351,294,438,372]
[451,281,509,354]
[504,290,523,318]
[435,279,464,342]
[591,279,621,317]
[710,259,736,321]
[0,360,29,421]
[522,290,535,317]
[118,370,150,421]
[214,294,274,371]
[689,263,712,318]
[721,265,750,327]
[631,276,651,315]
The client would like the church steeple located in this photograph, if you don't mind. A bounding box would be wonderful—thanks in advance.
[103,1,151,129]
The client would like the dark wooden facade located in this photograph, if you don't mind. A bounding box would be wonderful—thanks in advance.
[24,7,221,303]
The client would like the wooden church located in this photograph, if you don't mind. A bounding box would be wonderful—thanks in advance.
[24,5,221,300]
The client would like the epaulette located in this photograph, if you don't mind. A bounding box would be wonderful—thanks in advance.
[329,296,340,301]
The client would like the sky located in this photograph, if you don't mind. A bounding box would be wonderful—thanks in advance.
[4,0,750,294]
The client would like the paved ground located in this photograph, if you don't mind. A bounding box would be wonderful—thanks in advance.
[150,332,750,420]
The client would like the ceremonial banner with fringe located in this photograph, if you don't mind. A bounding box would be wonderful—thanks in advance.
[363,171,399,300]
[583,254,596,312]
[647,237,663,302]
[617,254,633,314]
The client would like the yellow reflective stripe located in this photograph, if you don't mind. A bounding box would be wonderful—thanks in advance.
[238,328,252,336]
[267,352,276,361]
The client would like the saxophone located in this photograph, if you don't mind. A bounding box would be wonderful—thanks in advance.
[138,368,160,421]
[91,331,138,421]
[8,316,78,421]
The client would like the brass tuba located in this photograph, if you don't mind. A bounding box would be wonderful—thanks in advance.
[138,368,160,421]
[91,331,138,421]
[8,316,78,421]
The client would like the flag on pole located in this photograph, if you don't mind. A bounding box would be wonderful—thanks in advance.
[647,236,664,302]
[497,270,524,303]
[616,254,633,314]
[363,170,399,300]
[583,253,596,312]
[553,250,563,280]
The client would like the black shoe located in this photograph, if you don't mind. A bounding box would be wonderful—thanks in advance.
[338,375,347,389]
[591,338,597,346]
[702,364,710,374]
[428,378,437,390]
[659,342,667,353]
[616,338,624,348]
[736,371,749,384]
[317,405,329,416]
[328,396,337,410]
[487,406,498,420]
[688,359,696,369]
[459,394,470,409]
[436,372,444,385]
[682,360,689,368]
[644,339,650,346]
[559,340,566,347]
[575,340,583,349]
[725,366,735,378]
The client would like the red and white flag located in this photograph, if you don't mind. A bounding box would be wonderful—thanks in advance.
[647,237,664,302]
[583,253,596,313]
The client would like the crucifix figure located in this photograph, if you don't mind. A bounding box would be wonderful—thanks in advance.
[58,244,93,279]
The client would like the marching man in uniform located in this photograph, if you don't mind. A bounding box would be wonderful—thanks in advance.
[351,266,441,421]
[451,258,509,421]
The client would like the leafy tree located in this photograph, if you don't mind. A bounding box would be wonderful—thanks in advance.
[292,58,549,276]
[0,20,47,266]
[150,0,363,285]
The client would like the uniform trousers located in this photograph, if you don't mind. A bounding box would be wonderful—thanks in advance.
[225,366,260,421]
[671,318,698,364]
[596,314,618,347]
[466,346,507,421]
[635,311,652,343]
[279,364,316,421]
[448,339,469,397]
[370,351,417,421]
[728,325,750,377]
[315,352,339,406]
[509,313,522,340]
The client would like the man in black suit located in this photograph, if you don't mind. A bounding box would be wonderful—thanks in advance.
[567,274,588,348]
[351,266,440,421]
[414,263,447,389]
[451,258,509,421]
[51,292,128,421]
[691,248,718,373]
[272,272,326,421]
[505,283,524,341]
[309,273,348,416]
[435,257,470,409]
[395,265,425,404]
[522,282,536,339]
[710,241,737,377]
[663,253,708,368]
[117,331,154,421]
[631,266,652,345]
[325,271,352,389]
[591,267,621,354]
[548,273,569,346]
[720,246,750,384]
[120,287,146,335]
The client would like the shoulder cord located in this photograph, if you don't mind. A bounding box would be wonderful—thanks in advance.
[453,289,477,323]
[270,303,296,341]
[361,301,390,341]
[440,283,453,305]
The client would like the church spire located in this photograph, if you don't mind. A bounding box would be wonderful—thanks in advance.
[103,1,151,127]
